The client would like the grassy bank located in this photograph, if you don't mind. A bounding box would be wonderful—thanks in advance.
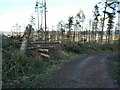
[21,53,86,88]
[3,51,86,88]
[107,53,120,86]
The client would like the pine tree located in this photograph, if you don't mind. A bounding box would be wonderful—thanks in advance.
[93,4,100,42]
[66,16,74,41]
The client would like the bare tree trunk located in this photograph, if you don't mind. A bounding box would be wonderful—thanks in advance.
[106,31,108,43]
[73,25,76,41]
[20,35,28,54]
[101,0,107,44]
[20,25,32,54]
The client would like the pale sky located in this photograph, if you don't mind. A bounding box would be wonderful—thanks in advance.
[0,0,102,32]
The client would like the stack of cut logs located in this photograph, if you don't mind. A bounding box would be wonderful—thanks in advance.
[27,41,60,58]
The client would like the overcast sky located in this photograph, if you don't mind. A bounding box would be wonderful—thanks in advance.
[0,0,104,32]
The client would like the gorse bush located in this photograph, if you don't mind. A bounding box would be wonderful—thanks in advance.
[64,41,99,54]
[64,41,81,53]
[100,43,118,51]
[28,57,48,74]
[77,42,88,53]
[11,51,28,65]
[2,36,21,59]
[63,41,118,54]
[2,36,20,49]
[10,51,28,76]
[49,47,69,60]
[2,50,48,88]
[3,51,27,80]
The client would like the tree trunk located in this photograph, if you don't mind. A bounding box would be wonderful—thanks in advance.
[101,1,107,44]
[20,25,32,54]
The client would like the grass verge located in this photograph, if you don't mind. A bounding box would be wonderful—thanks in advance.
[21,53,86,88]
[106,52,120,86]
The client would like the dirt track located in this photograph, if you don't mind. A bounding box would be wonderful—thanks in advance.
[44,53,118,88]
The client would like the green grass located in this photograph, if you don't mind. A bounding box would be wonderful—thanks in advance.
[107,53,120,85]
[21,53,86,88]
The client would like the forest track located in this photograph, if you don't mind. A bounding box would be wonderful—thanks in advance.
[44,53,118,88]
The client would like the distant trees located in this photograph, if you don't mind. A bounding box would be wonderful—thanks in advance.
[76,9,86,41]
[105,1,119,43]
[28,1,120,44]
[12,23,21,37]
[57,20,65,41]
[55,9,86,42]
[92,0,119,43]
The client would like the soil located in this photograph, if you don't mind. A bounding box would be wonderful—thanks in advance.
[44,53,118,88]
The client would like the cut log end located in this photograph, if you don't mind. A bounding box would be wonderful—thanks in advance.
[40,53,50,58]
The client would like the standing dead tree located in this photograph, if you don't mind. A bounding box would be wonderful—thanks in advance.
[20,24,34,54]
